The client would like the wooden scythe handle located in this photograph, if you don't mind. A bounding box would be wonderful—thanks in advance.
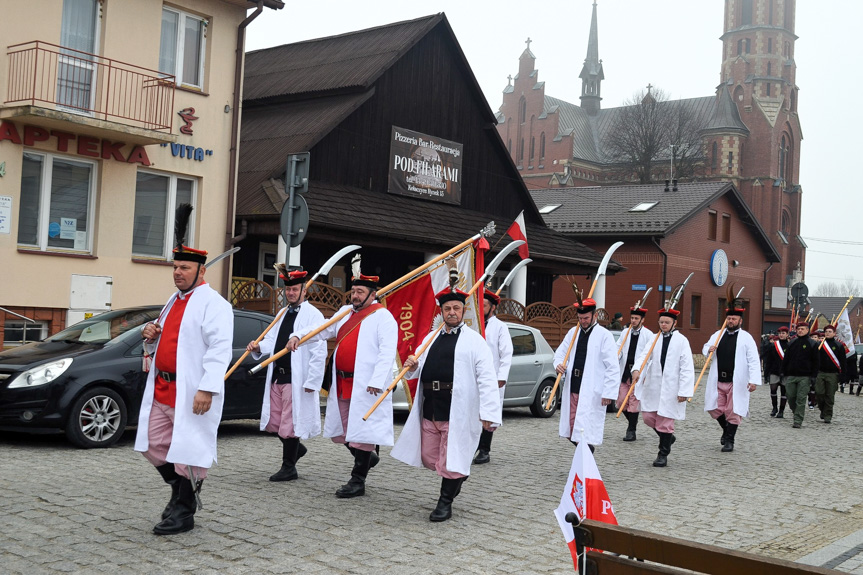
[224,307,287,380]
[616,332,662,417]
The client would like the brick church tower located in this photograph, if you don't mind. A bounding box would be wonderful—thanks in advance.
[710,0,804,303]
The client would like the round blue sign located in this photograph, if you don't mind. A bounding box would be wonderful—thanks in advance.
[48,222,61,238]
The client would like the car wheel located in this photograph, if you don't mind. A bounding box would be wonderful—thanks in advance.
[65,386,128,449]
[530,378,559,418]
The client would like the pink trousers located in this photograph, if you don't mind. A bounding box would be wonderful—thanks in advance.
[708,381,742,425]
[330,394,375,452]
[641,411,675,434]
[142,400,207,480]
[568,393,580,433]
[421,419,466,479]
[617,380,640,412]
[264,382,296,438]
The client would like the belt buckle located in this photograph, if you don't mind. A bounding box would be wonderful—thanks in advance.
[432,380,441,391]
[572,369,581,377]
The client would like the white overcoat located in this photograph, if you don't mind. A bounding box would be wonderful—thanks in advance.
[292,303,398,446]
[633,331,694,420]
[618,326,654,380]
[485,315,513,402]
[701,329,762,418]
[134,283,233,469]
[391,325,501,476]
[253,302,326,439]
[554,324,620,445]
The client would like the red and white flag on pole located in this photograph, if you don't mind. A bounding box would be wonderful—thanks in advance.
[505,211,530,259]
[553,441,618,571]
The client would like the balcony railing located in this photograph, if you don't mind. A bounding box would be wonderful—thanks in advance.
[6,41,175,132]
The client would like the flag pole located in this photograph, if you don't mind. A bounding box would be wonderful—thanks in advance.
[818,295,854,350]
[249,225,495,375]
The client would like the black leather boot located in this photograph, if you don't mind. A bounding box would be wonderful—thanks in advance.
[430,477,465,522]
[721,423,737,452]
[623,411,638,442]
[345,443,379,468]
[336,449,372,498]
[777,397,787,417]
[473,429,493,464]
[153,477,200,535]
[653,433,672,467]
[770,393,778,417]
[270,437,300,481]
[155,463,182,520]
[716,414,728,445]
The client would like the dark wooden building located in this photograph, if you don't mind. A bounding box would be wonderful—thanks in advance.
[233,14,616,302]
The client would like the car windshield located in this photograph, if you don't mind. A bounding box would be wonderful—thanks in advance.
[47,309,160,345]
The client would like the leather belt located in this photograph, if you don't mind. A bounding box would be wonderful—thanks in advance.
[337,370,354,379]
[158,371,176,382]
[422,380,453,391]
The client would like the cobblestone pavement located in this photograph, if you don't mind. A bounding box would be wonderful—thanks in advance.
[1,389,861,574]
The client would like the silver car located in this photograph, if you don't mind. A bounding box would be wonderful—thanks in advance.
[391,322,560,417]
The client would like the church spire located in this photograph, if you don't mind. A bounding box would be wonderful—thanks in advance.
[579,1,604,116]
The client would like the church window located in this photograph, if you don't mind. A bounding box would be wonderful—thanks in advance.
[711,142,718,170]
[737,39,743,56]
[518,97,526,124]
[766,82,771,97]
[728,151,734,172]
[790,89,796,111]
[767,62,772,76]
[518,138,524,162]
[741,0,753,26]
[540,132,546,161]
[779,135,787,181]
[529,137,535,161]
[739,143,744,172]
[769,0,774,25]
[768,37,773,53]
[784,0,794,33]
[781,210,790,234]
[507,139,512,154]
[745,38,751,54]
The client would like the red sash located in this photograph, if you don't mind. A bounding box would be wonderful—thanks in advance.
[773,340,785,360]
[334,303,384,399]
[822,342,842,370]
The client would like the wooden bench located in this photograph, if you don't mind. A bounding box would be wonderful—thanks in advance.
[567,516,841,574]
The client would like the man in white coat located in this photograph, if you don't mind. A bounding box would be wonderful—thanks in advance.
[135,212,233,535]
[247,267,326,481]
[631,308,694,468]
[553,297,619,451]
[473,290,512,465]
[616,306,653,442]
[702,305,761,452]
[287,271,397,499]
[392,285,501,522]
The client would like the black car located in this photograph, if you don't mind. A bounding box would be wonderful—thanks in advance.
[0,306,274,448]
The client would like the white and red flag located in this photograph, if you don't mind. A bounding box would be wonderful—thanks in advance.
[553,441,618,571]
[835,308,855,357]
[505,211,530,259]
[382,244,482,398]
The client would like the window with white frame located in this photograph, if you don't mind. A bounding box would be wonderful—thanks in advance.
[132,171,196,259]
[4,321,49,347]
[18,152,96,253]
[159,7,207,89]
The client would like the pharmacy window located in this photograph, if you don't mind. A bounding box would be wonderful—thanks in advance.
[133,171,196,259]
[160,7,207,89]
[18,152,96,253]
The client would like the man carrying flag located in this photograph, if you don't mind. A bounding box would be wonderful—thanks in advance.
[554,440,618,571]
[816,325,845,423]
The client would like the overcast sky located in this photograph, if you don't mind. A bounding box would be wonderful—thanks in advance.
[245,1,858,294]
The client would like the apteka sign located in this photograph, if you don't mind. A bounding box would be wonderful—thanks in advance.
[388,126,462,205]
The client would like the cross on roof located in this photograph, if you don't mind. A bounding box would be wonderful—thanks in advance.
[507,74,512,86]
[525,37,532,50]
[646,83,653,94]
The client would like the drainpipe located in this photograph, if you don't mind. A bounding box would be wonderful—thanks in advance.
[223,0,264,297]
[761,261,774,336]
[652,236,668,310]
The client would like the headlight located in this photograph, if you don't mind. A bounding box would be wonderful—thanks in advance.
[7,358,74,389]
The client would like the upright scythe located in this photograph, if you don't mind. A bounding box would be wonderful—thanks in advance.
[545,242,624,411]
[362,240,524,421]
[689,285,746,399]
[616,287,652,358]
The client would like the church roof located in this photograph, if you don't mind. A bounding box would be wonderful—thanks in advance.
[542,94,717,165]
[703,86,750,134]
[530,181,780,261]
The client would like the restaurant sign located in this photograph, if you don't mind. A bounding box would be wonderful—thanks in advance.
[388,126,462,205]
